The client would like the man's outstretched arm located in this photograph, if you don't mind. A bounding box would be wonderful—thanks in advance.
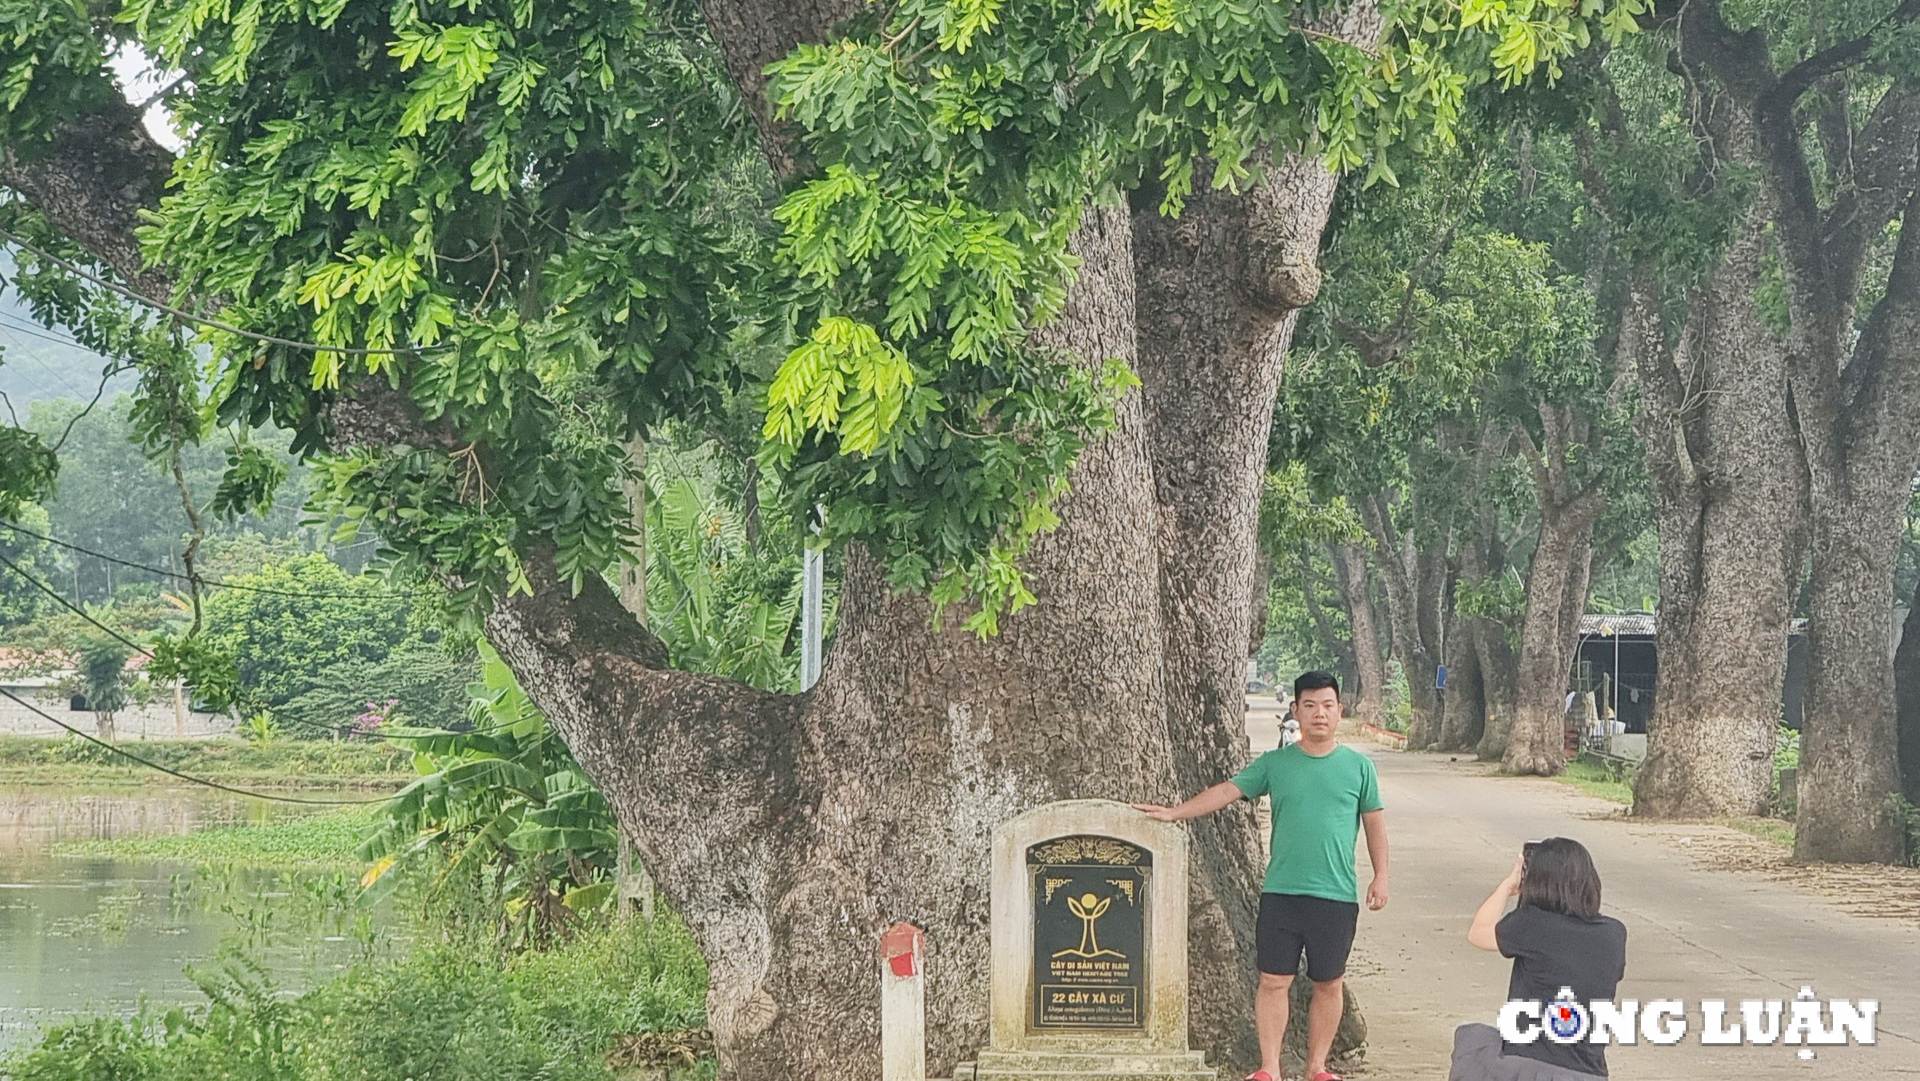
[1132,781,1244,822]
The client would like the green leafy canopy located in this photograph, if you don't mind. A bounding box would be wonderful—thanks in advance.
[0,0,1640,643]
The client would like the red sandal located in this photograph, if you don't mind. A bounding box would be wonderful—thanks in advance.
[1243,1073,1277,1081]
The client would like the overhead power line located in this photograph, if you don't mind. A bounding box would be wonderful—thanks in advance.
[0,687,399,805]
[0,545,391,741]
[0,520,422,601]
[0,547,153,657]
[0,311,99,354]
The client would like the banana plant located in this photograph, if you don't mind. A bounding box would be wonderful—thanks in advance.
[359,642,617,949]
[645,473,807,692]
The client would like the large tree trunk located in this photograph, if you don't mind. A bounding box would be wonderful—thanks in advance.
[1501,406,1603,776]
[1331,542,1387,727]
[1412,538,1452,746]
[1573,45,1803,819]
[486,207,1200,1079]
[1787,190,1920,862]
[1436,603,1486,752]
[1796,496,1910,862]
[1501,498,1599,775]
[1625,222,1804,818]
[1471,617,1520,760]
[588,3,1356,1065]
[1897,573,1920,802]
[1788,188,1920,861]
[1456,419,1519,761]
[1130,150,1344,1067]
[1666,0,1920,863]
[489,161,1361,1074]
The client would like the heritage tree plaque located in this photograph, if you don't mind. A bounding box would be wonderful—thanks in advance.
[1027,834,1152,1031]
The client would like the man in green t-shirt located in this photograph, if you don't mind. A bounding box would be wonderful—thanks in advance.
[1132,671,1388,1081]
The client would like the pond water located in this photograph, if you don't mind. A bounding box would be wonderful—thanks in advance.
[0,785,372,1049]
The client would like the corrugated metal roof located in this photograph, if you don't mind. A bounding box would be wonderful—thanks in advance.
[1578,615,1811,637]
[1580,614,1656,637]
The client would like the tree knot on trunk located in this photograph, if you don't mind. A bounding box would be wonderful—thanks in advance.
[1263,237,1324,311]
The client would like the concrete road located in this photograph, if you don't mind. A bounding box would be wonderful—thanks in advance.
[1329,738,1920,1080]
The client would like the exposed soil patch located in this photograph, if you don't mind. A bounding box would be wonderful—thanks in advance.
[1620,818,1920,925]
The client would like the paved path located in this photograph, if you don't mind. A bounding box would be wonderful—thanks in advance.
[1329,736,1920,1080]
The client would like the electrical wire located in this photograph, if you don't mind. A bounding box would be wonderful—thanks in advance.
[0,687,399,805]
[0,231,445,358]
[0,547,153,658]
[0,520,421,601]
[0,546,394,741]
[0,312,99,353]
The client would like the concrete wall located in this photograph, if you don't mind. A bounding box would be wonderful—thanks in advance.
[0,691,233,739]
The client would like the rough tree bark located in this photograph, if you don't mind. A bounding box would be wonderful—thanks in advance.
[1571,59,1807,820]
[1673,0,1920,861]
[1132,147,1358,1067]
[1437,602,1486,752]
[1331,542,1387,728]
[1500,407,1602,776]
[1414,541,1452,744]
[1454,420,1521,761]
[3,4,1379,1076]
[1623,227,1803,817]
[1472,618,1520,760]
[484,207,1208,1079]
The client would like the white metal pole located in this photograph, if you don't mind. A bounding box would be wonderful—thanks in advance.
[801,506,824,691]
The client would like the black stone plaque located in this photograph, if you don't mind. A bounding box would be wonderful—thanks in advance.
[1027,834,1151,1031]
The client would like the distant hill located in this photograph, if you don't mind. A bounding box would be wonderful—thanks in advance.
[0,252,137,409]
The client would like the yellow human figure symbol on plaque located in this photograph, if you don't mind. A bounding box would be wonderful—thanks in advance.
[1054,892,1126,959]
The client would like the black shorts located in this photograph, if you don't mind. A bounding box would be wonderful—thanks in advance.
[1257,892,1359,981]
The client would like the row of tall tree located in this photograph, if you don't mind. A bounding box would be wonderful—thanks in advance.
[1266,4,1920,866]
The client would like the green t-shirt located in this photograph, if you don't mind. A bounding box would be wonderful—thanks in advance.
[1230,743,1383,903]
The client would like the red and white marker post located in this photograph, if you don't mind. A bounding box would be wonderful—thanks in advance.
[881,921,926,1081]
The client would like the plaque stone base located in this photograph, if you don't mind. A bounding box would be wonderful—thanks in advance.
[954,1048,1214,1081]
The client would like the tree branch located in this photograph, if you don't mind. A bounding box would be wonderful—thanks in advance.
[1841,187,1920,454]
[0,98,175,300]
[1770,0,1920,106]
[1513,417,1551,501]
[1821,86,1920,300]
[696,0,867,176]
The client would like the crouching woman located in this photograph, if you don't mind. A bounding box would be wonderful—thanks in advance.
[1450,838,1626,1081]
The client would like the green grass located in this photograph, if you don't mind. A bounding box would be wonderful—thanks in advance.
[1717,815,1795,848]
[1547,755,1635,806]
[0,734,413,788]
[1539,758,1802,848]
[3,916,715,1081]
[52,807,375,869]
